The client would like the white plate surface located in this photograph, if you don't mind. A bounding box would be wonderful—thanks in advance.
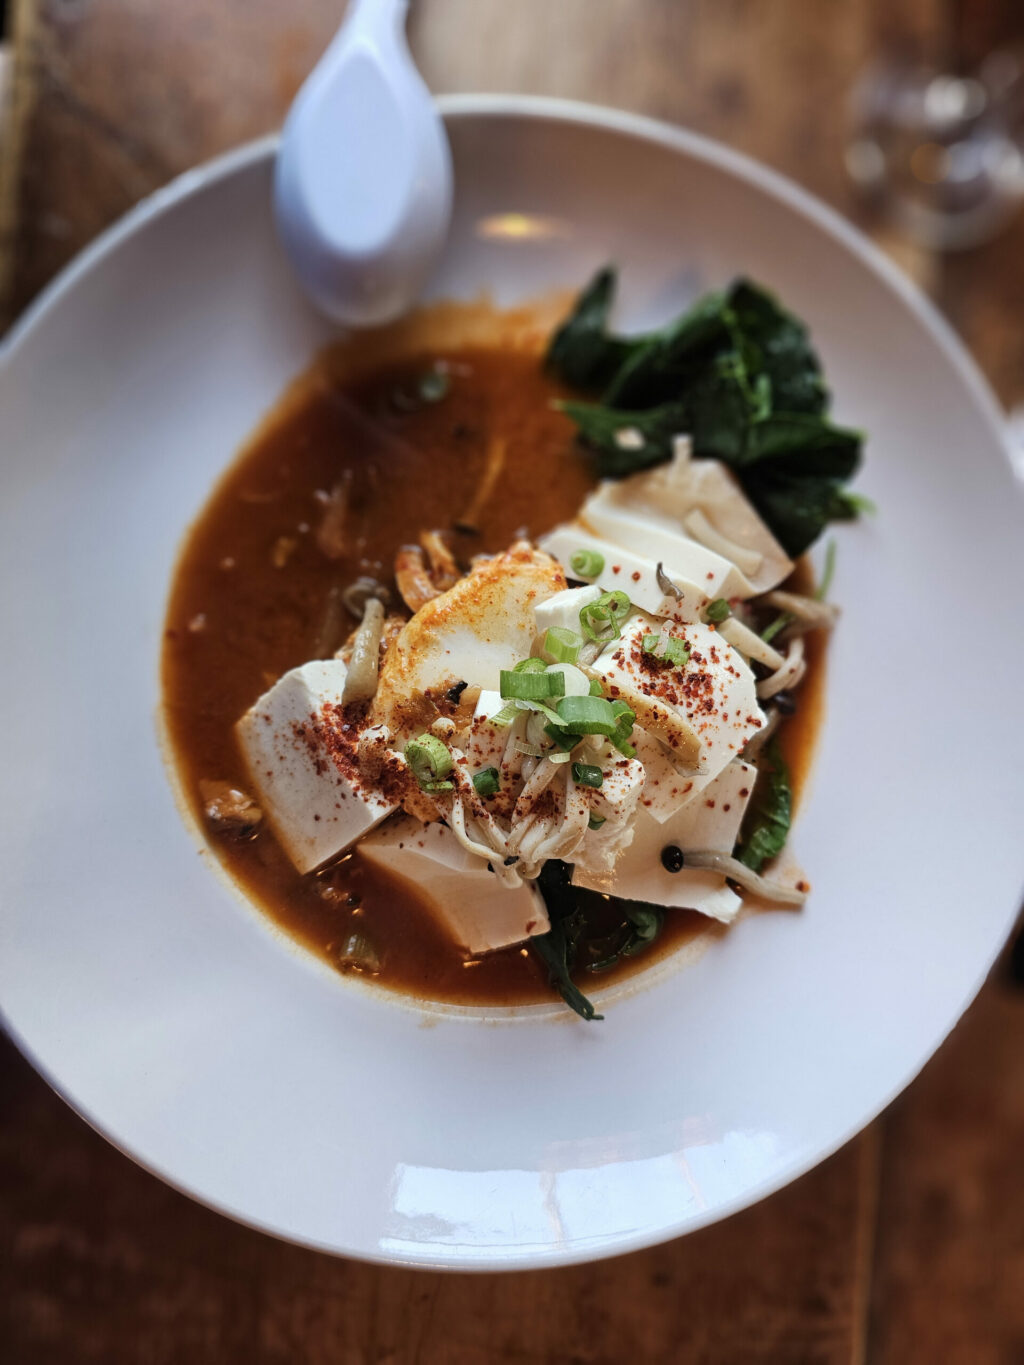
[2,97,1023,1270]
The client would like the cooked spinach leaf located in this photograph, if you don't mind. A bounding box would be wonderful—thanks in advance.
[556,399,688,477]
[531,861,668,1017]
[532,860,603,1021]
[601,290,732,409]
[582,900,665,972]
[736,737,792,873]
[548,268,866,557]
[726,280,828,416]
[545,267,636,393]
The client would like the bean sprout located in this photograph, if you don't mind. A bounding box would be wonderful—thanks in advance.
[681,851,808,906]
[341,598,385,704]
[757,635,806,700]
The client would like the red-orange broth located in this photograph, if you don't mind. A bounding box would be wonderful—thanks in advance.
[162,305,823,1006]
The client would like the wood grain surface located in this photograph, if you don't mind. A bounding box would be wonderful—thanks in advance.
[2,2,1023,1362]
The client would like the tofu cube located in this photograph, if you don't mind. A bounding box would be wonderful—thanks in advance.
[235,660,396,874]
[357,815,550,955]
[579,502,749,598]
[574,806,742,923]
[534,583,602,637]
[671,759,757,854]
[538,525,709,621]
[597,615,764,789]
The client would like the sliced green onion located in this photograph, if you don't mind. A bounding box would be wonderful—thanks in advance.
[641,633,690,668]
[588,813,607,830]
[554,694,620,736]
[514,697,564,726]
[543,627,582,664]
[579,589,631,643]
[547,750,575,765]
[513,656,547,674]
[417,369,450,403]
[405,734,454,791]
[816,539,837,601]
[761,611,793,644]
[544,723,582,752]
[572,763,604,788]
[513,739,545,759]
[500,669,565,701]
[489,703,519,727]
[472,767,500,797]
[588,677,604,697]
[661,637,691,667]
[609,700,637,757]
[569,548,604,578]
[545,661,591,697]
[705,597,732,623]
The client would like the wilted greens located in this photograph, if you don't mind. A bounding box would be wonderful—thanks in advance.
[547,270,865,556]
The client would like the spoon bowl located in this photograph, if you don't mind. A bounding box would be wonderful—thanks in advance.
[274,0,452,325]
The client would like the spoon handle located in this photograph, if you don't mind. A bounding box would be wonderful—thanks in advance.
[345,0,410,40]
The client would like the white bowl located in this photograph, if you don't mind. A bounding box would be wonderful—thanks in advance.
[2,96,1023,1270]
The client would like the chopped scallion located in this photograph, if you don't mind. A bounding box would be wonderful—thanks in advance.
[500,669,566,701]
[417,369,450,403]
[588,678,605,697]
[569,548,604,578]
[543,626,582,664]
[555,694,620,736]
[661,636,691,668]
[572,763,604,788]
[579,589,631,643]
[761,611,793,644]
[405,733,454,791]
[587,813,607,830]
[512,656,547,674]
[641,633,690,667]
[544,723,582,752]
[816,539,837,601]
[472,767,500,797]
[705,597,732,623]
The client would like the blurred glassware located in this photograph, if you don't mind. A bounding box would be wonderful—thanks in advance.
[847,51,1024,250]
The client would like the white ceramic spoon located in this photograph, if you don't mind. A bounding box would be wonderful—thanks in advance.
[274,0,452,326]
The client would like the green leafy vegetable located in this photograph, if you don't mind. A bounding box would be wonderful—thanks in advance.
[531,861,603,1021]
[736,738,792,872]
[548,270,867,556]
[545,267,636,392]
[531,862,668,1016]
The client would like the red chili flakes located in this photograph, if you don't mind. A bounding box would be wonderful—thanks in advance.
[739,787,750,798]
[631,571,641,582]
[612,565,621,575]
[705,799,716,808]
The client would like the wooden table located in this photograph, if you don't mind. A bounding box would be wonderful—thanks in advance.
[2,3,1023,1361]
